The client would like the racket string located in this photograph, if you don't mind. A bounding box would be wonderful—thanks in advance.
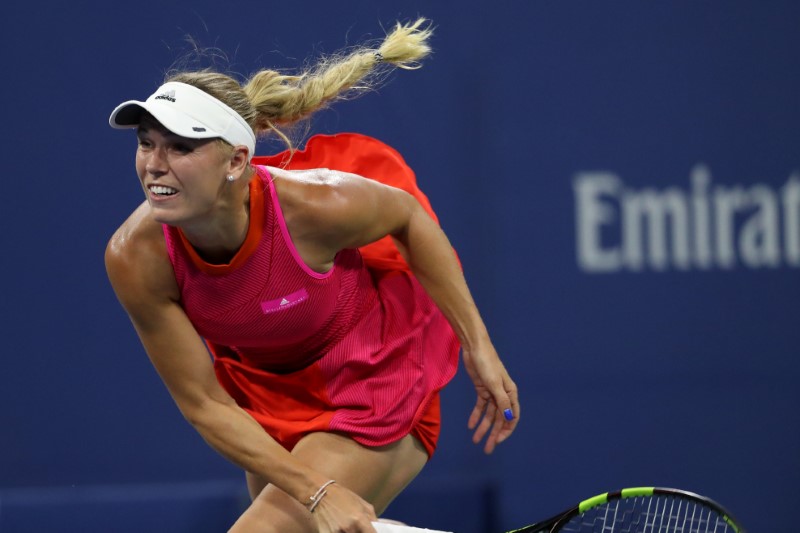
[559,496,736,533]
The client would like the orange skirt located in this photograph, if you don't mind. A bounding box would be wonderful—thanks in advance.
[214,354,443,458]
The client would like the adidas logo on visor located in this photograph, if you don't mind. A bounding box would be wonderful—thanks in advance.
[154,89,176,102]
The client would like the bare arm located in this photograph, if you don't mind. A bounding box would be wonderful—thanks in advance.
[277,170,520,453]
[104,205,376,530]
[386,190,520,454]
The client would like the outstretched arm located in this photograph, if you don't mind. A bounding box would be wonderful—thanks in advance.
[281,170,520,453]
[391,193,520,454]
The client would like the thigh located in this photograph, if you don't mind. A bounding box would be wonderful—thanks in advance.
[231,432,428,533]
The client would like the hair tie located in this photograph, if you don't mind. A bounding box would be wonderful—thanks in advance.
[374,51,384,63]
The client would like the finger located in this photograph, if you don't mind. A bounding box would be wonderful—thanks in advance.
[481,406,507,454]
[467,395,488,430]
[484,382,520,452]
[360,518,378,533]
[497,415,519,445]
[472,402,497,445]
[490,374,518,423]
[484,408,513,454]
[488,376,513,414]
[497,388,520,444]
[364,501,377,522]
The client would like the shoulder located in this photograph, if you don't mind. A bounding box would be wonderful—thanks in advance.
[267,166,349,227]
[105,201,180,310]
[105,201,168,272]
[267,166,348,199]
[266,165,416,253]
[267,165,403,219]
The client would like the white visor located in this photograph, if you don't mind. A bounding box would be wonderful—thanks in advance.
[109,81,256,160]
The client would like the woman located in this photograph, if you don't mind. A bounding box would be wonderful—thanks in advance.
[105,19,519,533]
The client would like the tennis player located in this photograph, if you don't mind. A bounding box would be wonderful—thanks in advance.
[105,19,519,533]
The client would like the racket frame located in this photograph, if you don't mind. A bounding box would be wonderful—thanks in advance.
[507,486,745,533]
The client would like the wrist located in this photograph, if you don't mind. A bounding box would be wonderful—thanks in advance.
[278,464,332,506]
[459,330,492,354]
[306,479,336,513]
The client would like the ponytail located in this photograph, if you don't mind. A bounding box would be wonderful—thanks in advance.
[243,18,432,133]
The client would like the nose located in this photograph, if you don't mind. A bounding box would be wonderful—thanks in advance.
[144,147,169,176]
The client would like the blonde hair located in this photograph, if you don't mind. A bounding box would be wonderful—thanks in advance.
[166,18,432,154]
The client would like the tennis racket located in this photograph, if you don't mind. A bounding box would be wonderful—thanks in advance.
[506,487,745,533]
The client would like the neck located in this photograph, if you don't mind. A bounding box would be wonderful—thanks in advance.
[179,169,254,264]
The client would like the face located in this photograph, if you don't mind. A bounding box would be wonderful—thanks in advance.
[135,116,236,226]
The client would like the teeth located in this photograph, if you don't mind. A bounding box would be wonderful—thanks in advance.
[150,185,178,196]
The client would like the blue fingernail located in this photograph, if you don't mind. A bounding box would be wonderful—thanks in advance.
[503,408,514,421]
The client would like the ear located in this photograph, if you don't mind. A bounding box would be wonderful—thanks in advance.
[227,145,251,177]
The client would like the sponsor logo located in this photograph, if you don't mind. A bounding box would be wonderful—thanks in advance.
[573,165,800,272]
[154,89,176,102]
[261,288,309,313]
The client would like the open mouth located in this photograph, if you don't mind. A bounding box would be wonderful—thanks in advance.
[148,185,178,197]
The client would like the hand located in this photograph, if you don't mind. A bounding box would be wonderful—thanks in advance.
[310,482,378,533]
[463,342,519,454]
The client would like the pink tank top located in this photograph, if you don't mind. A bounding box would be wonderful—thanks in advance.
[163,166,378,372]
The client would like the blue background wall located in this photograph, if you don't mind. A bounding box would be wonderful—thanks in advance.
[1,1,798,532]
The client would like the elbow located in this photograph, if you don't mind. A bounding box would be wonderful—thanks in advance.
[175,393,213,428]
[177,393,235,431]
[180,404,206,429]
[389,191,424,242]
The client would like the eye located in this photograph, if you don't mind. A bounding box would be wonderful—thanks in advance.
[137,137,153,150]
[171,143,194,154]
